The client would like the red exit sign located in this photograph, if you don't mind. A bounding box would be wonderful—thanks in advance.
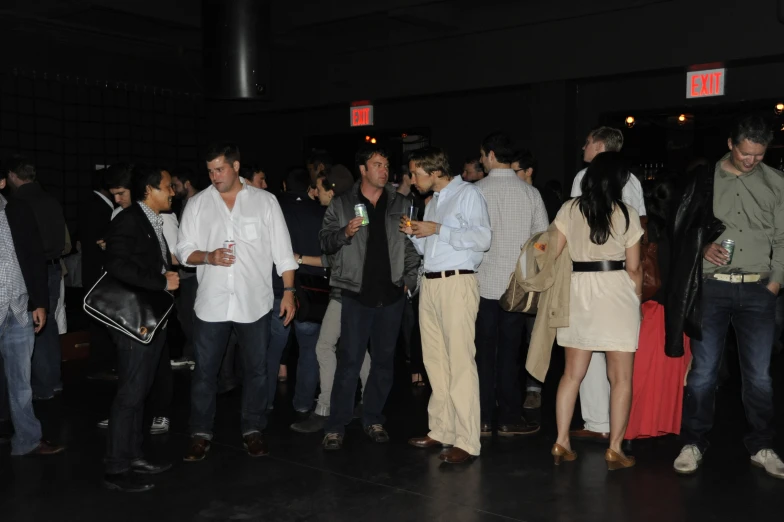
[686,68,725,99]
[350,105,374,127]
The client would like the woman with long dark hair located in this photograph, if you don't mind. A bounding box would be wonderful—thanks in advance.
[550,151,644,469]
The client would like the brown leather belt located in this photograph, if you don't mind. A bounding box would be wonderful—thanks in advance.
[424,270,475,279]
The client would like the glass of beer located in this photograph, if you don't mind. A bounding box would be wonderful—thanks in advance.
[406,204,416,227]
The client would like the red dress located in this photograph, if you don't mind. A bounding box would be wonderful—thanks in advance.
[625,301,691,439]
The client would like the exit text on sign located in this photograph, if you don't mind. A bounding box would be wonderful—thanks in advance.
[350,105,374,127]
[686,68,725,99]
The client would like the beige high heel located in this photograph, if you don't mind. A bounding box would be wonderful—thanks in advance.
[605,448,635,470]
[551,443,577,465]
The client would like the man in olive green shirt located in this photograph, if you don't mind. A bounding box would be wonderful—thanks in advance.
[703,154,784,283]
[674,114,784,480]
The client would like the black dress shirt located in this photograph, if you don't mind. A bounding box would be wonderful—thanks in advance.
[344,189,401,307]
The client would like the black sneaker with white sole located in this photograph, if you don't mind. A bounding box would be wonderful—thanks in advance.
[150,417,170,435]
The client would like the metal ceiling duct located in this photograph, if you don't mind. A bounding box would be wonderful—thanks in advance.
[202,0,270,99]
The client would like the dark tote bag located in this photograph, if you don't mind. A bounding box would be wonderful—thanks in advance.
[83,272,175,344]
[295,273,331,323]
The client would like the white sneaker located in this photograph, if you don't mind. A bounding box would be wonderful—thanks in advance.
[150,417,170,435]
[751,449,784,479]
[96,418,109,429]
[673,444,703,474]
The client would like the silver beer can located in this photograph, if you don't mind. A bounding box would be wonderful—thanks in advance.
[354,204,369,226]
[721,239,735,264]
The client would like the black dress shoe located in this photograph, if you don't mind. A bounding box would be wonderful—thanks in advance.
[497,423,540,436]
[103,472,154,493]
[480,422,492,437]
[130,459,173,475]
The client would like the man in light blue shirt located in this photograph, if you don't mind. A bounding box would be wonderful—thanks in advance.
[401,146,491,464]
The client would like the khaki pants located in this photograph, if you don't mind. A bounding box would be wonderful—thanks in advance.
[420,273,481,455]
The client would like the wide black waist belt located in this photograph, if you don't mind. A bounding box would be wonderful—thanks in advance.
[424,270,475,279]
[572,261,625,272]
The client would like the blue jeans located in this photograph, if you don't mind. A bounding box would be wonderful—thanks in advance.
[682,279,776,455]
[0,310,43,455]
[189,313,271,438]
[31,264,62,397]
[292,320,321,412]
[105,328,165,474]
[325,295,405,435]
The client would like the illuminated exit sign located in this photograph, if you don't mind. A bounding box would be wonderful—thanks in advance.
[686,68,725,99]
[350,105,374,127]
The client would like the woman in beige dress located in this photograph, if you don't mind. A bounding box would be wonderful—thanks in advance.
[550,151,644,470]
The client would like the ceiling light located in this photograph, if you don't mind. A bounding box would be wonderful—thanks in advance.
[625,116,635,128]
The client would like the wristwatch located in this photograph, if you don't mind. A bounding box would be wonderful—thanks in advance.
[297,255,303,265]
[284,287,297,294]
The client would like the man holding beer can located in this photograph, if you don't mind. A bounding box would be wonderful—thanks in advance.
[177,143,298,461]
[670,115,784,479]
[319,143,420,450]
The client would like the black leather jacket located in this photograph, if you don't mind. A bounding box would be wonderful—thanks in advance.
[664,164,725,357]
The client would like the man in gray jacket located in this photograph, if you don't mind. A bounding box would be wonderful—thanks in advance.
[319,144,420,450]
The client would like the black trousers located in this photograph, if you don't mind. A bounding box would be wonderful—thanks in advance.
[475,297,526,425]
[105,328,166,474]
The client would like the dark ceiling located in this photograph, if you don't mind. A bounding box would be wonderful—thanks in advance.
[2,0,666,57]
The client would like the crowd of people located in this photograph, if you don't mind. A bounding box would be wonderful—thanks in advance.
[0,114,782,494]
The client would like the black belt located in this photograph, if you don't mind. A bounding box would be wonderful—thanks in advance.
[424,270,475,279]
[572,261,625,272]
[46,257,61,265]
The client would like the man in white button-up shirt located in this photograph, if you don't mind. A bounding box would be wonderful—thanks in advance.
[176,143,298,461]
[475,132,548,437]
[402,147,491,464]
[569,127,646,444]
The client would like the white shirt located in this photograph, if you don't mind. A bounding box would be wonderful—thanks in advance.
[176,180,298,323]
[476,169,549,300]
[112,206,179,253]
[407,176,491,272]
[570,168,646,216]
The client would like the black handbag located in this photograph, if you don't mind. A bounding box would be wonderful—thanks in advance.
[295,273,331,323]
[83,272,175,344]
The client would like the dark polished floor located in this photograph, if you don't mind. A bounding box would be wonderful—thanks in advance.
[1,351,783,522]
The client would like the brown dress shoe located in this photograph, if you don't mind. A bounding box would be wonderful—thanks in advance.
[569,429,609,442]
[440,447,473,464]
[243,432,269,457]
[408,436,451,449]
[25,440,65,456]
[183,437,211,462]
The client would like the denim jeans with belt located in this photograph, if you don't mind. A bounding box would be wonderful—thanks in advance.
[31,263,62,398]
[681,279,776,455]
[325,295,405,436]
[190,313,271,438]
[0,310,43,455]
